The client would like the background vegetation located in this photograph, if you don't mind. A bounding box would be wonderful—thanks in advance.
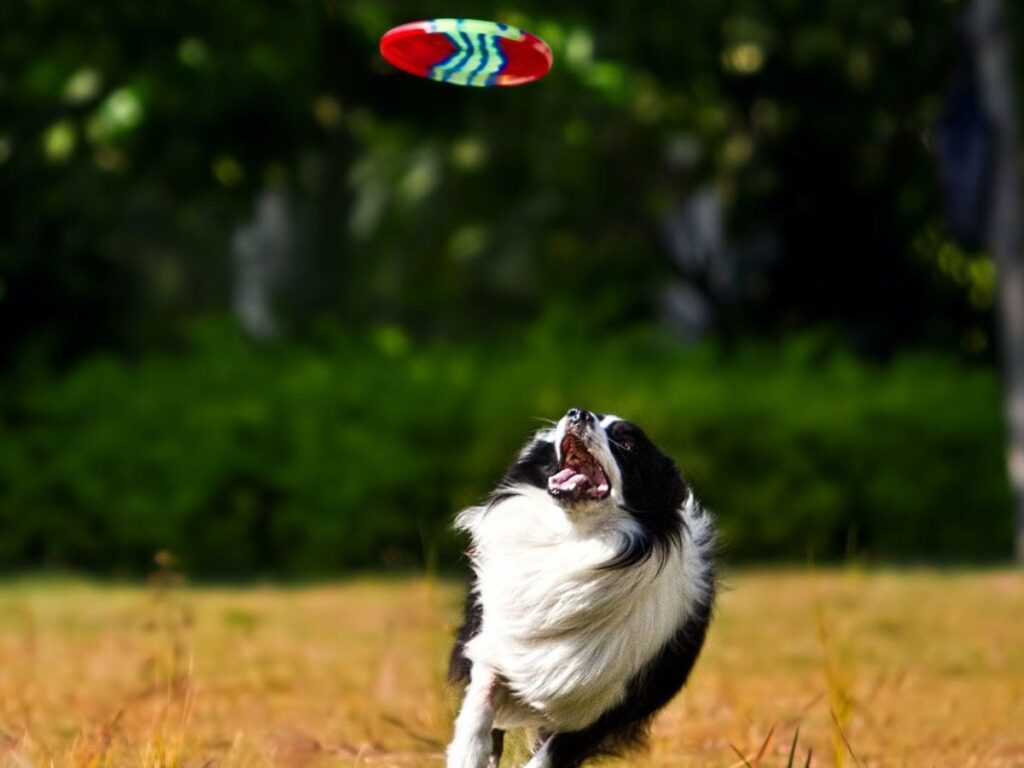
[1,0,1021,575]
[0,321,1010,575]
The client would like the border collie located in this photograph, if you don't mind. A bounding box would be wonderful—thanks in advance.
[447,408,715,768]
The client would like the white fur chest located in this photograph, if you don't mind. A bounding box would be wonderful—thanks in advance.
[457,487,708,732]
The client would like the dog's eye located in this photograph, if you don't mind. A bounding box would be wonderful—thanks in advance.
[618,437,634,452]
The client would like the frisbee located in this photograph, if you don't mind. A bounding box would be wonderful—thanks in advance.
[379,18,553,87]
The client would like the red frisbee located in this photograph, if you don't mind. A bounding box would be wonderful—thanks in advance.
[380,18,553,87]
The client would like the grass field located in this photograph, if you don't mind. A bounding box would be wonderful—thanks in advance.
[0,569,1021,767]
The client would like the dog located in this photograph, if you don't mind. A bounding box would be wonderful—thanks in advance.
[447,407,715,768]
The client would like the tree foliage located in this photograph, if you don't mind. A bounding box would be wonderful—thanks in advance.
[0,0,1009,366]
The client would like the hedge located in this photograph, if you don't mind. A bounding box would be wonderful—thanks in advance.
[0,319,1012,576]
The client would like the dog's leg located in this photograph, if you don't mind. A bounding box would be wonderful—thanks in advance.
[490,729,505,767]
[447,664,498,768]
[522,721,635,768]
[522,734,558,768]
[527,728,550,756]
[521,733,596,768]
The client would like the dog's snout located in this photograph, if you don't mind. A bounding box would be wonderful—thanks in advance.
[567,407,592,426]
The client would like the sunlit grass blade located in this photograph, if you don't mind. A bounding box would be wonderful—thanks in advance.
[752,725,775,765]
[729,742,755,768]
[831,709,862,768]
[785,728,800,768]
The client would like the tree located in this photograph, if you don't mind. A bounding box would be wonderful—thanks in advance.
[966,0,1024,562]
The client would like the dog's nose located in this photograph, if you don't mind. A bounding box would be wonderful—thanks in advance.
[567,407,591,425]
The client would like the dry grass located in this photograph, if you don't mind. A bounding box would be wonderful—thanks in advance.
[0,568,1021,767]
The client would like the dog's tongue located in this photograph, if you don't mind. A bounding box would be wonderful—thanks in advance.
[548,467,591,493]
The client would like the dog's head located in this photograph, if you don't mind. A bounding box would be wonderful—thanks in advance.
[548,407,688,518]
[461,408,700,568]
[501,408,688,527]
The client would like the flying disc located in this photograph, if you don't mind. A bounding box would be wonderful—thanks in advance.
[379,18,553,87]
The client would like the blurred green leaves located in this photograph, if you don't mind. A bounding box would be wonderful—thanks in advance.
[2,0,1004,364]
[0,0,1008,361]
[62,66,102,104]
[42,119,76,162]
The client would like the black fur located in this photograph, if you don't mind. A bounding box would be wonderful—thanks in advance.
[608,421,688,514]
[448,579,481,684]
[606,419,689,563]
[535,596,714,767]
[498,438,557,491]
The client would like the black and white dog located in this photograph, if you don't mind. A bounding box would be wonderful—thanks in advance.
[447,408,715,768]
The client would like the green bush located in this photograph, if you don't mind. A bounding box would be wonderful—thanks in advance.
[0,319,1012,576]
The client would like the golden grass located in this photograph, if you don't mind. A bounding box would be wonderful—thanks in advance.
[0,568,1021,767]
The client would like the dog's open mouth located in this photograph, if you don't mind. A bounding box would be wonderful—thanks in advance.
[548,434,611,501]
